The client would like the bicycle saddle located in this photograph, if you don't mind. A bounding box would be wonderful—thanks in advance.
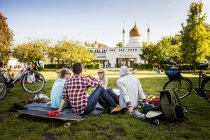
[195,62,208,70]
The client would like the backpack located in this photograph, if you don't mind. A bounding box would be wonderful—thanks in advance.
[160,89,185,122]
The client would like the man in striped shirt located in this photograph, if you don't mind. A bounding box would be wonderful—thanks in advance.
[58,63,122,115]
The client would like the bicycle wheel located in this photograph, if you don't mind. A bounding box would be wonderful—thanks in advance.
[0,75,7,100]
[201,80,210,103]
[21,71,45,94]
[163,77,192,99]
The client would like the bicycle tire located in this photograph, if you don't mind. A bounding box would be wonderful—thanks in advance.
[201,79,210,103]
[21,71,45,94]
[163,77,192,99]
[0,75,7,100]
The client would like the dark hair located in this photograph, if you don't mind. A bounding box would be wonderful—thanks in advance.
[72,63,83,75]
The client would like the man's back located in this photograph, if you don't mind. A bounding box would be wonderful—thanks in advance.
[63,74,100,114]
[117,75,145,108]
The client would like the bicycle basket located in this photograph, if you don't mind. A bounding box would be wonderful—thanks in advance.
[165,68,180,80]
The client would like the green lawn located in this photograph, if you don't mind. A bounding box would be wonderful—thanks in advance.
[0,69,210,140]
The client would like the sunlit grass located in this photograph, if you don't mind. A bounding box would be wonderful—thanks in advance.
[0,69,209,139]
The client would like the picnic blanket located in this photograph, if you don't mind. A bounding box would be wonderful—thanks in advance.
[25,102,105,115]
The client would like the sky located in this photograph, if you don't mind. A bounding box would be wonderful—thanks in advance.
[1,0,210,47]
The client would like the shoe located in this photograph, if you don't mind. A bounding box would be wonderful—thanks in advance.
[111,105,123,114]
[130,111,146,119]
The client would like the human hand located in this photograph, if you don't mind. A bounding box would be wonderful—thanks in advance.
[85,74,95,80]
[128,106,133,113]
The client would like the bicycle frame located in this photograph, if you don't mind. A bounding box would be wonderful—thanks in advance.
[166,59,209,96]
[11,68,28,84]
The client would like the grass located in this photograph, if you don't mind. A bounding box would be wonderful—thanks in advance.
[0,69,210,140]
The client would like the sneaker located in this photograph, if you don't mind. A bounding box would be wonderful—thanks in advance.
[130,111,146,119]
[111,105,123,114]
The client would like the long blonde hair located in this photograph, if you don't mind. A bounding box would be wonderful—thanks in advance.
[99,69,108,89]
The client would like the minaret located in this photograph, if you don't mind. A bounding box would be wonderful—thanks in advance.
[147,26,150,45]
[147,19,150,46]
[94,40,98,48]
[122,28,125,47]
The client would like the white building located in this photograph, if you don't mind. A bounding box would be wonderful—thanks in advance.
[89,23,148,68]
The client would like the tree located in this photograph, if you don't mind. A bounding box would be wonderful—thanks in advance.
[140,36,181,68]
[180,1,210,64]
[48,40,95,66]
[205,23,210,32]
[13,39,48,64]
[0,13,13,63]
[98,43,108,48]
[116,42,123,47]
[140,42,158,66]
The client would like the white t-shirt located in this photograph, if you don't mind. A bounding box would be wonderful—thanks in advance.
[117,74,146,108]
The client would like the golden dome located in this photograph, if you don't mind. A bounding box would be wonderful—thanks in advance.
[129,23,141,37]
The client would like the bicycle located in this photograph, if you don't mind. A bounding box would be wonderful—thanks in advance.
[163,59,210,103]
[0,67,46,100]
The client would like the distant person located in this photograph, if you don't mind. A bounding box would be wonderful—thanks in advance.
[58,63,123,115]
[117,66,147,119]
[0,59,3,68]
[32,62,37,71]
[50,68,71,109]
[7,65,15,80]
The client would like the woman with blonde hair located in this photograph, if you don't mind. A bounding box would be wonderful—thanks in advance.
[97,68,108,89]
[97,68,119,104]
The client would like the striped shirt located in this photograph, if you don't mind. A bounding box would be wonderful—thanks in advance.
[62,74,101,114]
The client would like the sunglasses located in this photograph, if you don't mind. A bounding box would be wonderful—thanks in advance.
[65,73,71,75]
[98,72,104,74]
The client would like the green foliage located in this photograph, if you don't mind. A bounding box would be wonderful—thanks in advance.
[44,64,65,69]
[141,36,181,67]
[85,63,101,69]
[0,13,13,63]
[85,63,95,69]
[132,63,139,69]
[139,64,153,70]
[98,43,108,48]
[132,63,153,70]
[48,40,96,66]
[116,42,123,47]
[13,39,48,64]
[180,1,210,64]
[94,63,101,69]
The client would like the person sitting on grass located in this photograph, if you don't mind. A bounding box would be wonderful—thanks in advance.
[50,68,71,109]
[97,68,119,105]
[117,66,147,119]
[7,65,15,81]
[58,63,123,115]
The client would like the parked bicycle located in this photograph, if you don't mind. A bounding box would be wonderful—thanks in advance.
[0,67,46,100]
[163,59,210,103]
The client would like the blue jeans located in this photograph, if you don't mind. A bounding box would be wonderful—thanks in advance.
[106,88,119,104]
[81,86,117,115]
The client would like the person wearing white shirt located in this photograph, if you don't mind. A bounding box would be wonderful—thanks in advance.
[117,66,147,115]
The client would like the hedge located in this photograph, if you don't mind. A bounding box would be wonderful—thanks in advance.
[44,64,65,69]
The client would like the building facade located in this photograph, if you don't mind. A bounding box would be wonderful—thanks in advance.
[89,23,147,68]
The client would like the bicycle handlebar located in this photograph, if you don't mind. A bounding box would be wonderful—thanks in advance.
[170,59,179,67]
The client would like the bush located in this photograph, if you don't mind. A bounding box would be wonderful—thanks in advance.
[133,63,139,69]
[94,63,101,69]
[139,64,153,70]
[44,64,65,69]
[86,63,95,69]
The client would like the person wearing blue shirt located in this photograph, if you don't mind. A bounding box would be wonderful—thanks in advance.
[50,68,71,109]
